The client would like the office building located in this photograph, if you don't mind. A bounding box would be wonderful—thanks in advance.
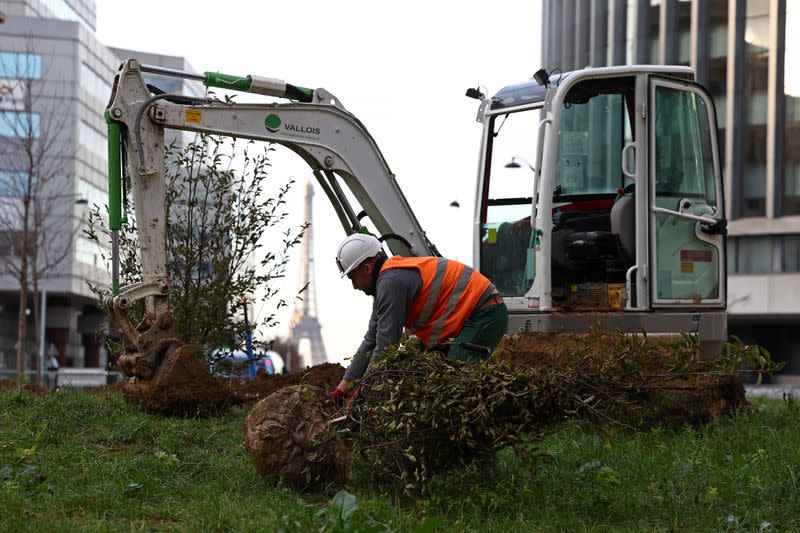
[0,0,200,376]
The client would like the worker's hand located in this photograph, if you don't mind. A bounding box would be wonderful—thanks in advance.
[330,387,347,401]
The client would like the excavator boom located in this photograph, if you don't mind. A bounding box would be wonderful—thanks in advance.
[104,59,437,410]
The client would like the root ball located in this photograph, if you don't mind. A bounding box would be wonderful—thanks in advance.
[244,386,352,490]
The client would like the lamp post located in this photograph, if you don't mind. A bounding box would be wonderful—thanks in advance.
[505,156,536,172]
[36,196,90,385]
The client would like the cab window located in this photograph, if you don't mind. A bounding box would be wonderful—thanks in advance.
[480,107,542,296]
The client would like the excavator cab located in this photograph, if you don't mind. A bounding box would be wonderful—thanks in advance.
[476,66,727,356]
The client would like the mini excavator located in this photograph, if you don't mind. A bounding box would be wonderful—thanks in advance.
[105,60,726,410]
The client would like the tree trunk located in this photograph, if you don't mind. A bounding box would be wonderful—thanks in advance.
[15,278,28,385]
[16,186,31,385]
[32,286,41,387]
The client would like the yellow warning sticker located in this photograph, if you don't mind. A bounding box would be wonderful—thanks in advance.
[487,227,497,244]
[680,261,694,274]
[185,109,202,123]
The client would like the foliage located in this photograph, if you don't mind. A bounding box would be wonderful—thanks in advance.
[85,135,306,362]
[349,331,780,494]
[3,385,800,531]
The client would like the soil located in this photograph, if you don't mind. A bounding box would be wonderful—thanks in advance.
[0,379,48,396]
[496,331,647,367]
[1,359,345,417]
[115,360,346,416]
[496,331,747,424]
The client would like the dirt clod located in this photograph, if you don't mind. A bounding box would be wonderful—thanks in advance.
[244,385,352,490]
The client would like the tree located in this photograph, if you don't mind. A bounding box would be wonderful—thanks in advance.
[0,45,78,385]
[86,134,306,365]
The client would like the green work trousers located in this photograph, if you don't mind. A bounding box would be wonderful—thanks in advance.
[447,303,509,362]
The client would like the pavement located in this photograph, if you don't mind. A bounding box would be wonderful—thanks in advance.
[745,384,800,399]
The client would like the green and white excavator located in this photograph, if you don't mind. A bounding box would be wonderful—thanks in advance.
[104,59,726,405]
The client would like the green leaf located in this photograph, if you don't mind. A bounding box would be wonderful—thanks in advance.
[14,445,36,461]
[331,490,358,521]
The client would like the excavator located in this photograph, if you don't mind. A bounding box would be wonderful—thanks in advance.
[104,59,727,410]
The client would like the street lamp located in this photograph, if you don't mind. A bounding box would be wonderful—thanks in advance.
[37,195,91,384]
[505,156,535,172]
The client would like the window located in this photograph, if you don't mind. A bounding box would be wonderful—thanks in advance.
[37,0,94,31]
[0,111,40,138]
[708,0,729,170]
[0,52,41,79]
[783,235,800,272]
[727,237,737,274]
[783,2,800,215]
[653,86,717,204]
[480,106,543,297]
[79,121,107,160]
[143,74,182,95]
[80,63,111,103]
[740,0,770,217]
[555,87,633,196]
[77,178,107,210]
[730,236,772,274]
[0,170,37,197]
[648,0,661,63]
[75,236,102,267]
[677,0,692,65]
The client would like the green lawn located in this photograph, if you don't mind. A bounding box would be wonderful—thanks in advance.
[1,387,799,532]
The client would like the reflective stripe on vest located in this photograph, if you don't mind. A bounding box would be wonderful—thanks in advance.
[381,256,491,345]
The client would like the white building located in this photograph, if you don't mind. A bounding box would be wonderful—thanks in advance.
[0,0,200,376]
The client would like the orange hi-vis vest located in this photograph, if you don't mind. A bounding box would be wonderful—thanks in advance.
[381,256,491,345]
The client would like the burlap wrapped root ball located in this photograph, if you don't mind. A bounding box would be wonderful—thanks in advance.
[244,385,352,490]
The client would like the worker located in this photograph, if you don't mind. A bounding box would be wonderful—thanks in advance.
[330,234,508,399]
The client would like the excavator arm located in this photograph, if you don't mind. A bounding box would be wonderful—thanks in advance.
[104,59,437,401]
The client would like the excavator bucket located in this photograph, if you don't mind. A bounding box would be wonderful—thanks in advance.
[107,305,233,416]
[119,344,233,416]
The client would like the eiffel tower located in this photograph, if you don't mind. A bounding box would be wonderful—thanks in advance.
[290,178,328,368]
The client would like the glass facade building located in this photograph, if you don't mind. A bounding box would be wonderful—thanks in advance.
[542,0,800,378]
[0,0,201,376]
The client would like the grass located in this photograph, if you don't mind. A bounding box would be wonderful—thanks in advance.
[1,387,799,532]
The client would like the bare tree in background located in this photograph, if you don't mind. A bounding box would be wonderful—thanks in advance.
[0,44,79,385]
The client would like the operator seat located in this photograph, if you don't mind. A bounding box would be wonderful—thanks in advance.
[554,184,636,275]
[610,183,635,261]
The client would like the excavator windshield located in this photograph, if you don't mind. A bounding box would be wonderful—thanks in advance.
[554,87,634,198]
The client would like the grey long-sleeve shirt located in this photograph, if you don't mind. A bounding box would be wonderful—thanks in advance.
[343,265,496,382]
[343,268,422,382]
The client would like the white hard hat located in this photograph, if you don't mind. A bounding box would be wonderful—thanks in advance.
[336,233,382,277]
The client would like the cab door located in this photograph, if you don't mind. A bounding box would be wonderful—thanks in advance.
[648,76,726,307]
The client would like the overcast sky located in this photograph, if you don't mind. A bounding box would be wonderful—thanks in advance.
[95,0,542,366]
